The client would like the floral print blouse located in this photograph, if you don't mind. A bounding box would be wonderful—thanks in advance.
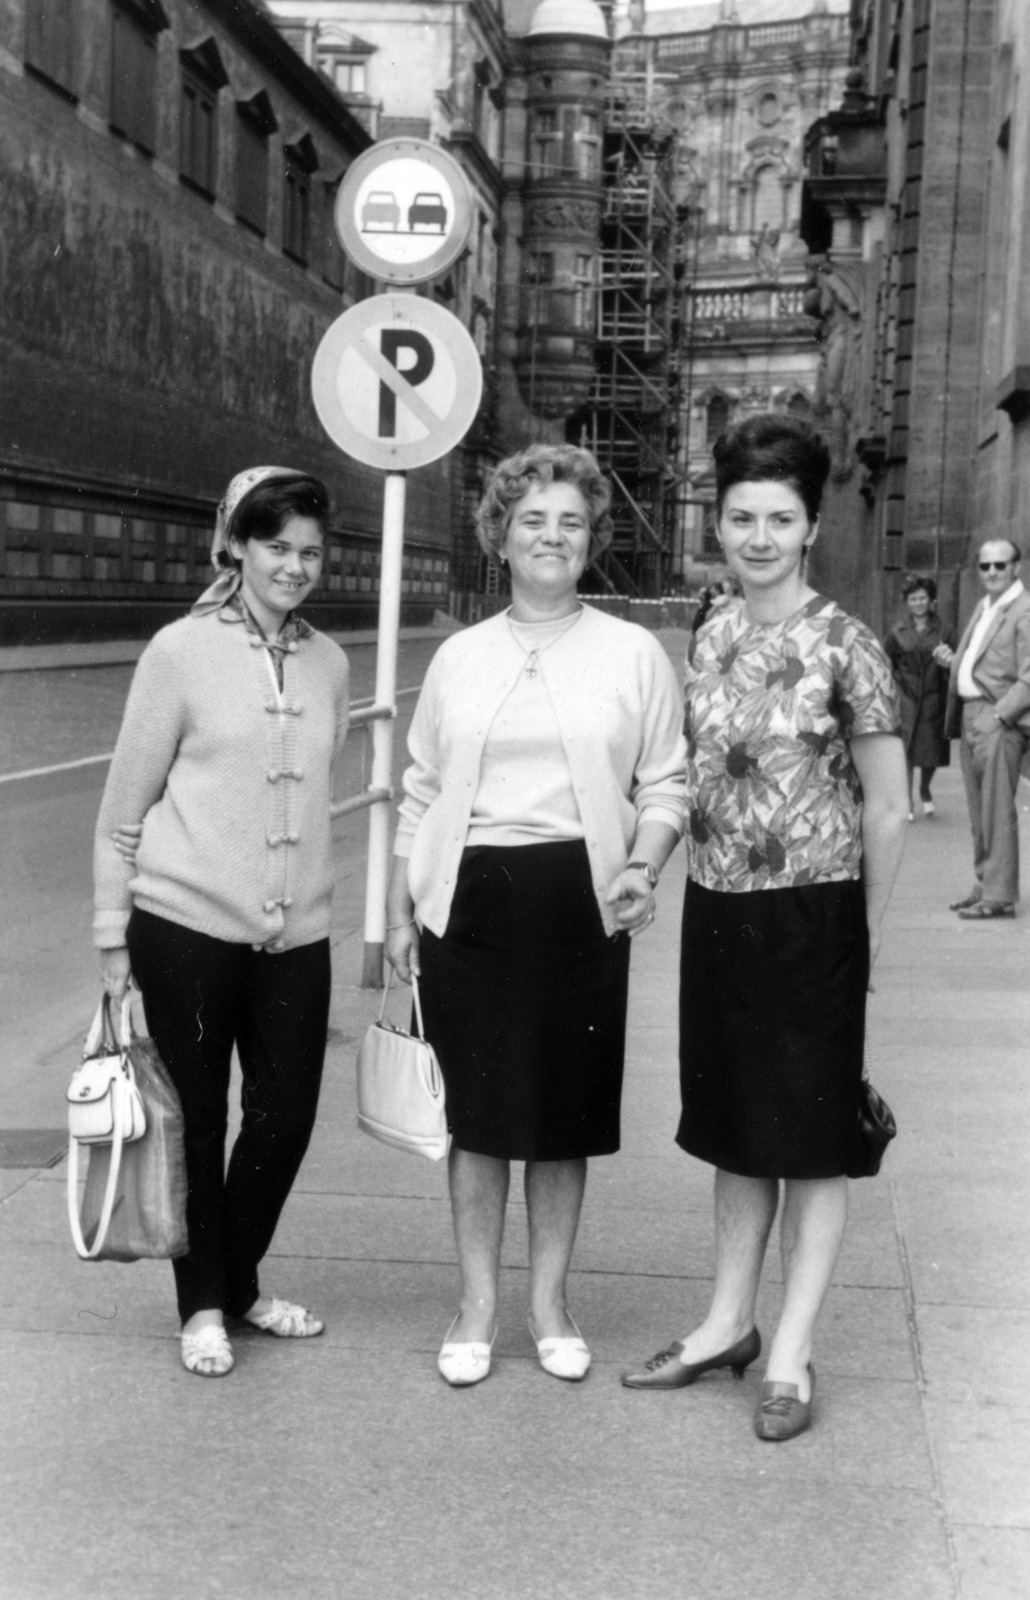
[684,594,901,893]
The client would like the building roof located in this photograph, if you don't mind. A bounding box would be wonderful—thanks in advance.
[527,0,609,37]
[642,0,849,34]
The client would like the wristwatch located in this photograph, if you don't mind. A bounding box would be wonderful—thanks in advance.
[626,860,659,888]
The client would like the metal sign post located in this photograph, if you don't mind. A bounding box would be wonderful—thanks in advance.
[360,469,405,985]
[312,277,482,983]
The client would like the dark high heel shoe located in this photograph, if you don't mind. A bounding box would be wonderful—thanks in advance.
[754,1364,816,1441]
[621,1327,761,1390]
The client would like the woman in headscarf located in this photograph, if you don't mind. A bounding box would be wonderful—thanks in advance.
[93,467,349,1378]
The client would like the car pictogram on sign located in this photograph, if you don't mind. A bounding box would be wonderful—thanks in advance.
[361,191,400,231]
[408,192,447,233]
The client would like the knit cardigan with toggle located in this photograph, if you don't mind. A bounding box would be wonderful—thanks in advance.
[94,609,349,952]
[395,604,687,937]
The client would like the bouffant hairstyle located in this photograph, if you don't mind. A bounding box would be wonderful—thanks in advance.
[475,444,613,562]
[221,475,330,569]
[902,572,937,603]
[713,414,831,523]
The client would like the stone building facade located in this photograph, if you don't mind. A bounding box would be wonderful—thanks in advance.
[0,0,456,644]
[640,0,851,566]
[801,0,999,632]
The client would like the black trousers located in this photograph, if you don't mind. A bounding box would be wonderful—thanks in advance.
[126,908,330,1324]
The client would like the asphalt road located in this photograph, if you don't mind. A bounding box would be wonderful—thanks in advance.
[0,635,446,1130]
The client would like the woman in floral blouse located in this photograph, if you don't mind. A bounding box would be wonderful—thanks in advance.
[623,415,909,1440]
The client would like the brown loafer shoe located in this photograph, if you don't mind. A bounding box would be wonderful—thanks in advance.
[957,901,1015,920]
[754,1365,815,1442]
[621,1327,761,1390]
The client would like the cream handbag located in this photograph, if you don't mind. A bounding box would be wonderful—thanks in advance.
[67,995,147,1259]
[356,971,450,1161]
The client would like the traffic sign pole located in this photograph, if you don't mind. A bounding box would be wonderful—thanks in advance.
[316,143,481,987]
[361,470,406,988]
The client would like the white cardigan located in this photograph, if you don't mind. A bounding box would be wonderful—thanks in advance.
[394,605,687,936]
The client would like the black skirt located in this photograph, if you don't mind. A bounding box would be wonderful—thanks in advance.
[418,841,631,1161]
[677,878,869,1179]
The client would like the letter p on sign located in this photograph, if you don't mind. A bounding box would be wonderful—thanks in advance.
[378,331,435,437]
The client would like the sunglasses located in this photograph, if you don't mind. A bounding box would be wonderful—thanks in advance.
[979,561,1014,572]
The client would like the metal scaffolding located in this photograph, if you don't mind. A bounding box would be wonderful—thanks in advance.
[582,43,687,598]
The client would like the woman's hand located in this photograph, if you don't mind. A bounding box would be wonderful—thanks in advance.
[605,868,656,937]
[99,947,132,1001]
[385,921,421,983]
[932,642,954,668]
[111,823,143,865]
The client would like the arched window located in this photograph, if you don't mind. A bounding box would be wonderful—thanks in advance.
[753,166,782,233]
[706,394,729,445]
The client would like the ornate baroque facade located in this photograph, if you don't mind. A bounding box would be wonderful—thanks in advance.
[638,0,850,567]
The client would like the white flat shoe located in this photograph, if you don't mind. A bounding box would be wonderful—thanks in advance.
[922,800,935,817]
[181,1324,234,1378]
[438,1315,496,1386]
[529,1316,591,1382]
[241,1297,324,1338]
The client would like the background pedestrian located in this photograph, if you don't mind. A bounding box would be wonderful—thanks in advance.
[884,573,954,819]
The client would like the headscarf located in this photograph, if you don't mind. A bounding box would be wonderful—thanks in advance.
[191,466,309,616]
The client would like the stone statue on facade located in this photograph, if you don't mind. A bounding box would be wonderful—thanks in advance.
[804,257,862,481]
[752,223,781,279]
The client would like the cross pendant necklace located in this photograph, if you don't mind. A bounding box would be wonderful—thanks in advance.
[507,607,583,678]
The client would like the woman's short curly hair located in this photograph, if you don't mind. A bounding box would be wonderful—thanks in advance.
[475,444,613,562]
[901,572,937,602]
[713,413,831,522]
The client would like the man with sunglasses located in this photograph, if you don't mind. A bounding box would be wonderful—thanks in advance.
[944,539,1030,918]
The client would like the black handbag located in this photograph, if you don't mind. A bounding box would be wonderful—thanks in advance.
[849,1076,897,1178]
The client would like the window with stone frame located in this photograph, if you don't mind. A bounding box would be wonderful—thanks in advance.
[236,93,276,236]
[179,41,227,200]
[525,251,554,325]
[25,0,76,97]
[573,254,597,329]
[532,109,561,177]
[322,179,346,291]
[283,137,318,266]
[576,111,601,180]
[110,0,167,154]
[706,393,729,445]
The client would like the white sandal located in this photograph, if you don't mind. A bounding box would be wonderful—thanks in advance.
[241,1297,324,1338]
[181,1324,234,1378]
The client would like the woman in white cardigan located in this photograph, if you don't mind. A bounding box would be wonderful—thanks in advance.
[386,445,686,1387]
[94,467,349,1379]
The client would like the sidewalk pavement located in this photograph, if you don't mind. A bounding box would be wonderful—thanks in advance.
[1,766,1028,1600]
[0,618,461,674]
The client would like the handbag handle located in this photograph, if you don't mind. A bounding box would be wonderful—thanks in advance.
[67,992,138,1261]
[377,966,427,1041]
[67,1083,129,1260]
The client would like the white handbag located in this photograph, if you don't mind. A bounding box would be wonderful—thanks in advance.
[356,971,450,1162]
[67,995,147,1259]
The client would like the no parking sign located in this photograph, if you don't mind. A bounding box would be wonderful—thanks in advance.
[311,294,483,471]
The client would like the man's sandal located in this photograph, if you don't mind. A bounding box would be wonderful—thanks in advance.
[181,1324,234,1378]
[241,1298,325,1338]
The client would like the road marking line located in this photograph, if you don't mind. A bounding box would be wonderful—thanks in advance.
[0,752,115,784]
[0,686,424,784]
